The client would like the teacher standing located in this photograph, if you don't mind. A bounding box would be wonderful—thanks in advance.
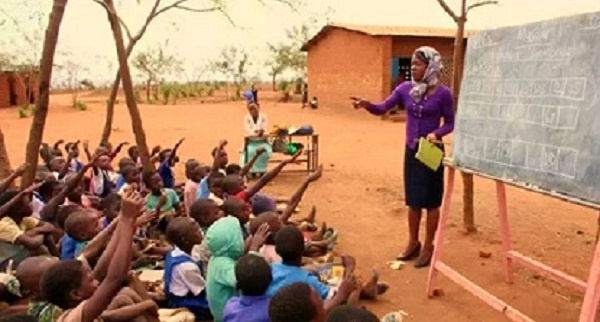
[353,46,455,268]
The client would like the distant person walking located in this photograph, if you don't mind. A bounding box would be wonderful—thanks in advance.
[251,84,259,104]
[301,82,308,108]
[352,46,455,268]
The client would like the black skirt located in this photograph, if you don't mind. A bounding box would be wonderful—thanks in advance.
[404,144,444,209]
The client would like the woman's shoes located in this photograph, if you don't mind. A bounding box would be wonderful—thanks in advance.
[414,246,434,268]
[396,242,421,261]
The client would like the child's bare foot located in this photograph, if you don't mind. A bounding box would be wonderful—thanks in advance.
[360,270,389,300]
[307,206,317,223]
[320,221,327,235]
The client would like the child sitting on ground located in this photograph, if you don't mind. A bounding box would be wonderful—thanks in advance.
[143,171,182,217]
[99,193,121,229]
[163,217,212,320]
[41,192,152,322]
[221,149,303,203]
[196,140,228,201]
[223,254,272,322]
[0,187,58,256]
[183,159,208,215]
[65,141,84,173]
[61,209,101,260]
[89,153,114,198]
[266,226,388,308]
[117,165,141,195]
[205,217,270,322]
[222,197,252,239]
[188,199,224,268]
[157,139,185,189]
[15,256,62,322]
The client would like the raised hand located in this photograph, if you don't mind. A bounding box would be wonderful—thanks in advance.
[22,181,44,194]
[14,163,29,176]
[151,145,161,155]
[249,223,271,251]
[175,138,185,147]
[256,147,267,155]
[122,191,145,220]
[83,140,90,151]
[136,210,158,227]
[288,148,304,163]
[219,139,228,149]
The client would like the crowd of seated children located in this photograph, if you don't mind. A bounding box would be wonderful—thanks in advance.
[0,133,392,322]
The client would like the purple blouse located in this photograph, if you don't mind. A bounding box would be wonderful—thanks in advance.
[368,82,455,150]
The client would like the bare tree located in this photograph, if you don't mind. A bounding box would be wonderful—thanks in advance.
[212,47,251,100]
[435,0,498,233]
[94,0,300,145]
[0,126,11,179]
[102,0,154,172]
[132,47,181,103]
[21,0,69,187]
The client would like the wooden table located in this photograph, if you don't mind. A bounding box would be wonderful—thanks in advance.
[244,134,319,174]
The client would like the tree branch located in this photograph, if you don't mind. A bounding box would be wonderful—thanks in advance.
[118,16,133,41]
[467,0,499,13]
[436,0,459,22]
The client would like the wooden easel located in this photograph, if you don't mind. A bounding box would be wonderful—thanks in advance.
[426,164,600,322]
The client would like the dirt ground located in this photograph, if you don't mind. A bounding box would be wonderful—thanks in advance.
[1,92,598,321]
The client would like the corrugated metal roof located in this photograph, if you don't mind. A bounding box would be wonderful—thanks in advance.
[301,23,478,51]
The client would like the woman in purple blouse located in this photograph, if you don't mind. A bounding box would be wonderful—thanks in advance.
[353,46,455,268]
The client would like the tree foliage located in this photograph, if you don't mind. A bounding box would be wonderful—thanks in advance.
[211,47,250,99]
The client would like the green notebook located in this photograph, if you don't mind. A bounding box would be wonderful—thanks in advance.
[416,138,444,171]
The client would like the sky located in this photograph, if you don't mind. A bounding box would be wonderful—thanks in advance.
[1,0,600,86]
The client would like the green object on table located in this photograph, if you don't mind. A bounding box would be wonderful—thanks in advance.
[416,138,444,171]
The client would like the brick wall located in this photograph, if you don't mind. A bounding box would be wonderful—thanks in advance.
[390,36,466,88]
[0,71,39,108]
[306,30,467,111]
[0,74,10,108]
[306,28,390,111]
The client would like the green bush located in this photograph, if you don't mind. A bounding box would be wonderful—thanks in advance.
[75,101,87,111]
[207,87,214,97]
[18,106,29,118]
[17,104,35,118]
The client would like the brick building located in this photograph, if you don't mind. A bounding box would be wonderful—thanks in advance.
[0,69,39,108]
[301,24,476,110]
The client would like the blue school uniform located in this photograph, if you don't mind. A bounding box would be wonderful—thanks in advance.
[60,235,87,260]
[164,251,212,320]
[158,161,175,189]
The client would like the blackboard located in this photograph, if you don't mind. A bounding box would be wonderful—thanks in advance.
[453,11,600,205]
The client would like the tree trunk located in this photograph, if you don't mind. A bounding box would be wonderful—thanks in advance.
[103,0,152,172]
[22,0,69,187]
[272,74,276,91]
[145,79,151,102]
[100,71,120,145]
[452,15,477,233]
[0,126,12,180]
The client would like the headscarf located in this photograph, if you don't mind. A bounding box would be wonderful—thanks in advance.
[243,90,254,103]
[410,46,443,103]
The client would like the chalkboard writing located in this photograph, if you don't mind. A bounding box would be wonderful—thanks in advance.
[453,11,600,205]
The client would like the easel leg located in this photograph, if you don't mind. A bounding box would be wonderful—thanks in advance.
[427,167,456,296]
[579,210,600,322]
[496,181,514,283]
